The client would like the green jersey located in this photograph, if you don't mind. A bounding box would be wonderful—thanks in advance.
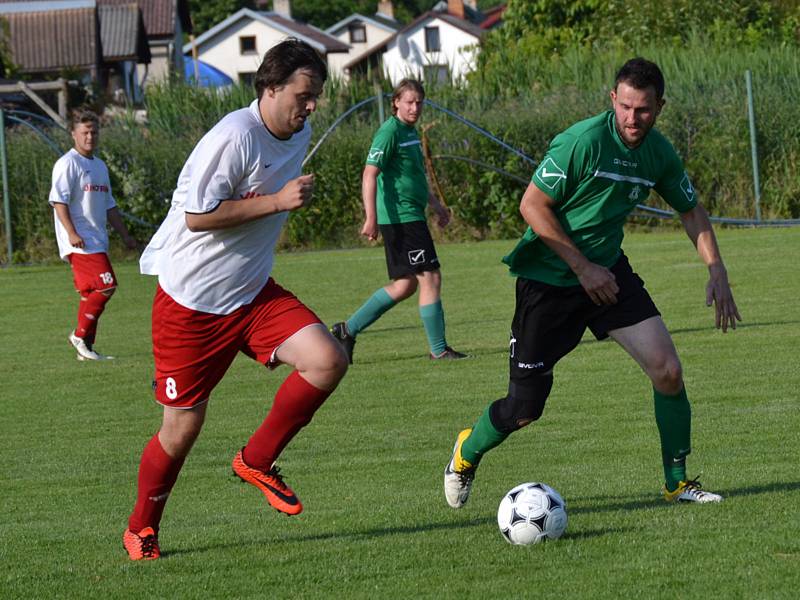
[365,116,429,224]
[504,110,697,286]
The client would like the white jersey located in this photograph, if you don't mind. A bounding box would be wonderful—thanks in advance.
[140,100,311,315]
[49,149,116,260]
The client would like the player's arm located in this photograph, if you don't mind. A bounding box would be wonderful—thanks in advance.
[53,202,84,248]
[520,183,619,305]
[360,165,379,241]
[185,174,314,232]
[106,207,138,249]
[679,203,741,332]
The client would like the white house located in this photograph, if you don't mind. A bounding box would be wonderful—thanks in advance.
[324,1,400,80]
[182,1,348,87]
[349,0,501,85]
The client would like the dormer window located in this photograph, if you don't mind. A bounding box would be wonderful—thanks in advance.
[240,36,257,55]
[349,23,367,43]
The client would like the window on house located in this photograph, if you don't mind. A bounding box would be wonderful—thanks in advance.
[424,27,440,52]
[349,23,367,44]
[239,36,257,55]
[239,72,256,87]
[423,64,449,84]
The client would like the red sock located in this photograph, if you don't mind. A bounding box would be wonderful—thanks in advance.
[128,434,185,534]
[243,371,331,470]
[75,290,111,344]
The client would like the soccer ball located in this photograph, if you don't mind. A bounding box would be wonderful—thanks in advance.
[497,482,568,545]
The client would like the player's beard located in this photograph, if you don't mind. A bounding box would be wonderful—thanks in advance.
[614,117,651,148]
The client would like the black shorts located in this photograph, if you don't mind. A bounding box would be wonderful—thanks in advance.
[508,252,660,386]
[379,221,440,279]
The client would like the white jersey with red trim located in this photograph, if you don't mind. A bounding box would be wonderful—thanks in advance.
[49,149,116,260]
[140,100,311,315]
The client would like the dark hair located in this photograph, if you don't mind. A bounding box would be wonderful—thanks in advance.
[614,58,665,99]
[391,78,425,115]
[254,38,327,99]
[70,108,99,131]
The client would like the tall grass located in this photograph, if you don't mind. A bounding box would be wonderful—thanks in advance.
[2,41,798,263]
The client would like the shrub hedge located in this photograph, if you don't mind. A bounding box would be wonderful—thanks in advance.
[2,42,798,263]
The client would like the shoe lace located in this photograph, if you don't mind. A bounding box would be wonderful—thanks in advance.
[139,532,158,558]
[457,465,476,485]
[681,476,708,497]
[266,466,289,491]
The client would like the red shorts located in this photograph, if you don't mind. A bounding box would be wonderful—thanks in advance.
[68,252,117,294]
[152,278,322,408]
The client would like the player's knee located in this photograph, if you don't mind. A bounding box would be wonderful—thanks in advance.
[418,269,441,290]
[651,356,683,394]
[489,374,553,433]
[389,277,417,300]
[329,346,349,379]
[316,343,349,381]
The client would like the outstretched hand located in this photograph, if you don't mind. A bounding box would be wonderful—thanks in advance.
[706,265,741,332]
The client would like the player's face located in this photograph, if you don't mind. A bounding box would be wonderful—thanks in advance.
[71,122,98,157]
[610,82,664,148]
[394,90,424,125]
[262,68,324,138]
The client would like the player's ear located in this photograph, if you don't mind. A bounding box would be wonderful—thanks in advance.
[609,88,617,104]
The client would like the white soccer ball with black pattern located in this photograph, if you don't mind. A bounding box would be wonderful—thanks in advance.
[497,482,568,545]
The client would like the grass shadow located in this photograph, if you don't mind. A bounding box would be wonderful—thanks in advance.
[569,480,800,515]
[164,516,496,557]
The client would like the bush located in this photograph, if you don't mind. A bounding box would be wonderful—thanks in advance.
[3,41,799,263]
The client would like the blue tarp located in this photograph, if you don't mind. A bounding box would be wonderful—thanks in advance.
[183,57,234,87]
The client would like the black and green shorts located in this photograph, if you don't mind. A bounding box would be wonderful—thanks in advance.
[508,252,661,384]
[379,221,440,279]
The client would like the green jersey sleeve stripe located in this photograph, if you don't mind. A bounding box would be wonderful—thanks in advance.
[593,170,655,187]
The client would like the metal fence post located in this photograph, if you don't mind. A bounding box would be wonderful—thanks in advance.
[374,82,384,125]
[0,108,12,264]
[745,70,762,222]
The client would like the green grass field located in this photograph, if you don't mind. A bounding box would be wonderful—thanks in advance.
[2,228,799,599]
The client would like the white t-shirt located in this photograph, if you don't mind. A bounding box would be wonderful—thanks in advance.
[49,149,116,260]
[140,100,311,315]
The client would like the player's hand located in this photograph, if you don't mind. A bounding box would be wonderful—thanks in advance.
[361,218,378,241]
[277,174,314,211]
[68,232,85,249]
[576,262,618,306]
[434,204,451,228]
[706,264,741,332]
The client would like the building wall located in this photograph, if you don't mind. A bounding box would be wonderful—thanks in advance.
[189,20,294,84]
[383,17,478,85]
[138,42,171,85]
[327,21,394,80]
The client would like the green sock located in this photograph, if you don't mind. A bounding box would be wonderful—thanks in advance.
[419,300,447,355]
[346,288,397,336]
[461,405,510,465]
[654,387,691,491]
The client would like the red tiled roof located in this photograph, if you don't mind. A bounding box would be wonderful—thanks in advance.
[479,4,506,29]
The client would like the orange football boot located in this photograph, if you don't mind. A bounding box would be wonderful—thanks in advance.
[123,527,160,561]
[232,449,303,515]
